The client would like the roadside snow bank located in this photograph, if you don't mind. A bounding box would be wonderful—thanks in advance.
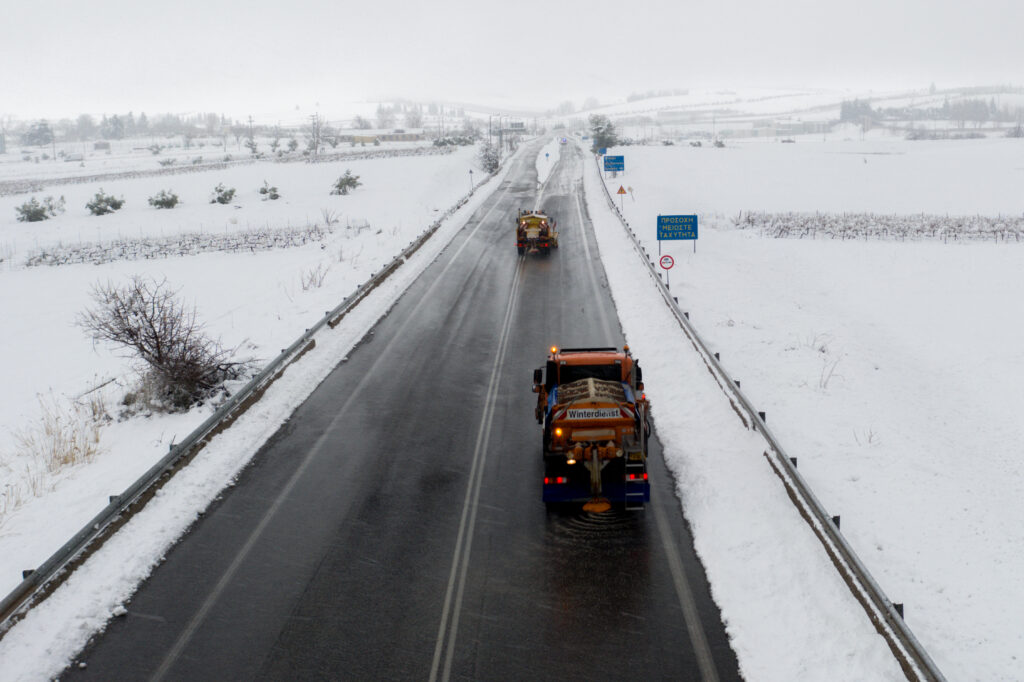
[582,148,904,681]
[0,148,526,681]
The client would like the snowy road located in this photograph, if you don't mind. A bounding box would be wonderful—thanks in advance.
[59,142,740,680]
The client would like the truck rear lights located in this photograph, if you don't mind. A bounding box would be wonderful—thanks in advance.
[544,476,569,485]
[626,472,648,481]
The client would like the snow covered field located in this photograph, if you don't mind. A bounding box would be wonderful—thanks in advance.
[1,129,1021,680]
[0,143,484,569]
[592,135,1024,680]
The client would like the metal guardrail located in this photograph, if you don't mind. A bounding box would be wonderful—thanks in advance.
[0,166,498,634]
[588,150,946,682]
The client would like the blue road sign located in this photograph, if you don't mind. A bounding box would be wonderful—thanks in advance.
[603,155,624,172]
[657,215,698,240]
[598,147,607,155]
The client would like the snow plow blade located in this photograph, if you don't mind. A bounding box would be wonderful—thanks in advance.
[582,497,612,513]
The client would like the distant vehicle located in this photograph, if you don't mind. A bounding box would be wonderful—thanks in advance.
[781,138,796,143]
[516,209,558,255]
[64,153,84,162]
[533,345,651,512]
[392,129,405,133]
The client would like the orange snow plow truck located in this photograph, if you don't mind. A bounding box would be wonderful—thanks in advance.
[516,209,558,255]
[532,346,651,512]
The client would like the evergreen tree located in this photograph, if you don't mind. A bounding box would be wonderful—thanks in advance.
[588,114,618,151]
[76,114,96,141]
[22,120,54,146]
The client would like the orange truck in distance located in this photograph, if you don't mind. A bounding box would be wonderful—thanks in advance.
[516,209,558,255]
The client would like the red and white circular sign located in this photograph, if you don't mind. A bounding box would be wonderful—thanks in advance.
[659,255,675,270]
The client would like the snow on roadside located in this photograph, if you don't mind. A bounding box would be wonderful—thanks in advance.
[534,136,561,187]
[589,137,1024,681]
[0,147,527,681]
[581,146,904,680]
[0,145,483,574]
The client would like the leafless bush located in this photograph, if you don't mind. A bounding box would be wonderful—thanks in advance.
[819,356,843,389]
[2,394,108,525]
[321,208,340,227]
[26,223,332,267]
[77,276,244,410]
[854,428,880,447]
[733,210,1024,243]
[301,263,330,290]
[14,394,104,474]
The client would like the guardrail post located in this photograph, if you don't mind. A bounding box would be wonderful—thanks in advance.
[831,515,841,529]
[894,603,904,618]
[758,411,766,422]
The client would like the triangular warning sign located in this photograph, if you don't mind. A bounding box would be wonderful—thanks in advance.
[617,186,627,195]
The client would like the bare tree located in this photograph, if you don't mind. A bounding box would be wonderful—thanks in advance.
[306,113,323,157]
[77,276,243,409]
[404,107,423,129]
[375,104,395,129]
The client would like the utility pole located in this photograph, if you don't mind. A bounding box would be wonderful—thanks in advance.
[498,115,504,159]
[309,112,321,158]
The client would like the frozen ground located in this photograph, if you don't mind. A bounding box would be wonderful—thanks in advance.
[592,134,1024,681]
[0,143,483,563]
[1,131,1020,680]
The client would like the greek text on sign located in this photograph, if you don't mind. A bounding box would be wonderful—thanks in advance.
[660,255,674,270]
[604,155,624,171]
[657,214,698,240]
[567,408,621,420]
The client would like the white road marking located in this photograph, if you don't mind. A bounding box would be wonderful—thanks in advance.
[429,256,525,682]
[151,174,517,682]
[574,143,721,681]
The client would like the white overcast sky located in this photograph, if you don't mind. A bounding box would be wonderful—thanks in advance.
[2,0,1021,121]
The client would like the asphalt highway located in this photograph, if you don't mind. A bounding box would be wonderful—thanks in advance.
[63,140,741,681]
